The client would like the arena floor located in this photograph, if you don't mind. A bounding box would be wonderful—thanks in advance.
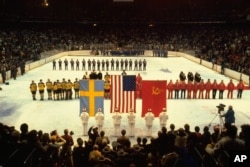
[1,55,250,145]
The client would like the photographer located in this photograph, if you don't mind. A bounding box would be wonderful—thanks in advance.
[220,105,235,125]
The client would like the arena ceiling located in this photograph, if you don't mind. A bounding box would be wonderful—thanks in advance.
[0,0,249,23]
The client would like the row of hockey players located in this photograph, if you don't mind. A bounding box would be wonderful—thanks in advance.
[29,72,142,101]
[29,78,80,101]
[29,78,245,101]
[80,107,168,137]
[52,58,147,71]
[167,79,245,99]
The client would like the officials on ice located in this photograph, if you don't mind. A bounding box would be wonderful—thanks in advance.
[95,108,104,133]
[159,107,168,129]
[112,108,122,136]
[127,108,136,137]
[144,108,155,137]
[80,107,89,136]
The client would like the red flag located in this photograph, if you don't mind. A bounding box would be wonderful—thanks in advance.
[110,75,136,113]
[141,80,167,117]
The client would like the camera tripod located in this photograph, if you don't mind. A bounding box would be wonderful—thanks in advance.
[208,111,225,134]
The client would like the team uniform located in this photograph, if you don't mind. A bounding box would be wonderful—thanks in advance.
[136,73,142,99]
[218,80,226,99]
[53,82,58,100]
[30,80,37,100]
[38,79,45,100]
[186,80,193,99]
[167,80,174,99]
[104,72,111,99]
[46,79,53,100]
[66,80,73,100]
[61,78,67,100]
[227,79,235,99]
[212,79,218,99]
[56,80,62,100]
[236,80,244,99]
[73,78,80,99]
[70,59,74,70]
[52,60,56,70]
[58,59,62,70]
[205,79,212,99]
[64,59,68,70]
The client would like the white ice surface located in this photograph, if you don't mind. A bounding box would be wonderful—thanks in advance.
[1,56,250,144]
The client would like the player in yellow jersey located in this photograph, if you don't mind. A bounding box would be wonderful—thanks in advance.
[104,72,110,81]
[57,80,62,100]
[66,79,73,100]
[61,78,67,100]
[30,80,37,100]
[104,80,111,99]
[38,79,45,100]
[46,79,53,100]
[73,78,80,99]
[53,82,58,100]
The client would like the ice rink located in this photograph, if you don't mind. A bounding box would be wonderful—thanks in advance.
[0,55,250,144]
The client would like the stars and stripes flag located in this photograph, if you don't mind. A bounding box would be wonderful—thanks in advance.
[110,75,136,113]
[79,80,104,117]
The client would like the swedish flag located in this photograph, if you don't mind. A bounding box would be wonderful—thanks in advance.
[79,80,104,117]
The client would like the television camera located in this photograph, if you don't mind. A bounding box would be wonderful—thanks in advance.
[216,103,226,114]
[208,104,226,128]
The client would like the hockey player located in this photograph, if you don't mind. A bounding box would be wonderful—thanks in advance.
[198,79,205,99]
[38,79,45,100]
[30,80,37,100]
[212,79,218,99]
[205,79,212,99]
[70,58,74,70]
[218,80,226,99]
[46,79,53,100]
[227,79,235,99]
[73,78,80,99]
[236,79,245,99]
[186,80,193,99]
[136,73,142,99]
[64,58,68,70]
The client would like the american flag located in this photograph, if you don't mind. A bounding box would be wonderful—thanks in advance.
[110,75,136,113]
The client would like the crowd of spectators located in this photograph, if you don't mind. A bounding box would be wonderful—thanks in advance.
[0,121,249,167]
[1,22,249,81]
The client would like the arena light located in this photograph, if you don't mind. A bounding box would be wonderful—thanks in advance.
[113,0,134,1]
[42,0,49,7]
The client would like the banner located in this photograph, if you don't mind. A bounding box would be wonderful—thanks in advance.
[110,75,136,113]
[141,80,167,117]
[79,80,104,117]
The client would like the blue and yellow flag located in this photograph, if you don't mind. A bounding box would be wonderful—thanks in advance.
[79,80,104,117]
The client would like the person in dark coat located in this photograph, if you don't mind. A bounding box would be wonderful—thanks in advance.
[220,105,235,125]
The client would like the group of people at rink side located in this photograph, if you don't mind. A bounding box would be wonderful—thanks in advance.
[52,58,147,71]
[166,71,245,100]
[80,107,168,137]
[29,71,143,101]
[29,78,80,101]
